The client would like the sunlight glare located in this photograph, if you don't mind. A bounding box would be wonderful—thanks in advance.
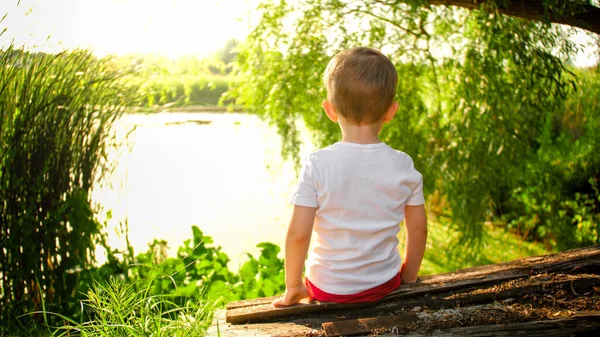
[0,0,255,57]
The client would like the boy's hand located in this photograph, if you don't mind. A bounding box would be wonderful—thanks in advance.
[272,284,312,307]
[400,263,420,284]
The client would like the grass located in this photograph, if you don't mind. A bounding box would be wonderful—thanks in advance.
[33,280,219,337]
[412,217,550,276]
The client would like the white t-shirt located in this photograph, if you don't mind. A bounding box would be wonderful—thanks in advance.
[290,142,424,295]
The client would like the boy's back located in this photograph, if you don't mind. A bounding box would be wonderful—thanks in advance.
[292,142,424,294]
[272,47,427,307]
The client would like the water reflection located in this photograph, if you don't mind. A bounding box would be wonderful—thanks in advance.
[92,112,312,269]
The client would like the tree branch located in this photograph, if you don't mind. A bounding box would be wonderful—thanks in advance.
[426,0,600,35]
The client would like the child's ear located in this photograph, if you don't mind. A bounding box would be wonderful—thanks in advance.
[382,101,399,123]
[322,100,338,122]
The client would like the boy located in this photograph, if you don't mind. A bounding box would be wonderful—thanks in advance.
[273,47,427,306]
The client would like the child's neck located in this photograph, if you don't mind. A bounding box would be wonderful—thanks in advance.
[339,121,383,144]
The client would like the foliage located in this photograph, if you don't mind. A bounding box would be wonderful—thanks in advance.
[499,69,600,249]
[110,54,237,109]
[8,222,550,335]
[214,38,240,74]
[142,74,232,108]
[51,279,217,337]
[415,216,549,276]
[82,226,285,305]
[228,0,599,247]
[0,42,135,329]
[20,226,283,335]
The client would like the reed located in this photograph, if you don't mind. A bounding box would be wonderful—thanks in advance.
[0,41,135,330]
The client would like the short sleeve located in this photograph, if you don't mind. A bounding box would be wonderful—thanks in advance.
[406,172,425,206]
[290,156,319,208]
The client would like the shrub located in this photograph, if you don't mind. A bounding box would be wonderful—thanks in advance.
[96,226,285,303]
[499,69,600,249]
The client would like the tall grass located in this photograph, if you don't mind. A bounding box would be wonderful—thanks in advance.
[0,42,135,330]
[47,280,218,337]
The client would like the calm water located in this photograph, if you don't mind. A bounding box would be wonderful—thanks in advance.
[92,112,313,269]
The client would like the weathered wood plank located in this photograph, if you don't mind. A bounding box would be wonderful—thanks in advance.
[227,295,280,310]
[366,273,600,314]
[321,294,600,337]
[322,313,419,337]
[226,246,600,324]
[208,309,317,337]
[377,312,600,337]
[323,307,600,337]
[226,301,368,325]
[226,245,600,310]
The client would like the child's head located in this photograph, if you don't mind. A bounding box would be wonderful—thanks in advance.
[323,47,398,126]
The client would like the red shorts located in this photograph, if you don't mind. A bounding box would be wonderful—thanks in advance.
[305,272,401,303]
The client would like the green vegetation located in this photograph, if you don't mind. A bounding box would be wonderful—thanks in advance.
[2,0,599,335]
[34,226,282,337]
[104,226,285,303]
[112,40,240,110]
[17,224,546,336]
[52,280,218,337]
[0,42,135,331]
[229,0,600,250]
[416,219,549,276]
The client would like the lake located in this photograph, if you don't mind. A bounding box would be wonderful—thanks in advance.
[92,112,314,270]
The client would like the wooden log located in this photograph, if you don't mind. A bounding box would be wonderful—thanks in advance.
[377,312,600,337]
[321,298,600,337]
[226,246,600,324]
[208,309,319,337]
[320,273,600,337]
[227,295,281,310]
[227,301,369,325]
[362,273,600,314]
[322,313,419,337]
[225,272,600,325]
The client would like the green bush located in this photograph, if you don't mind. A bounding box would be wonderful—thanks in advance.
[86,226,285,304]
[26,226,284,336]
[499,69,600,249]
[0,45,134,330]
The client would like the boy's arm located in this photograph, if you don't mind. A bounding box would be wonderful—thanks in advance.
[401,204,427,283]
[272,205,317,307]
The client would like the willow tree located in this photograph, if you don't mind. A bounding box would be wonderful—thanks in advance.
[229,0,600,247]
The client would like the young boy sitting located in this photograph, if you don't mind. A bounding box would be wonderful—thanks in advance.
[273,47,428,306]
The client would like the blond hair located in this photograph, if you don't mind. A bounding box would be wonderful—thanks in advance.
[324,47,398,125]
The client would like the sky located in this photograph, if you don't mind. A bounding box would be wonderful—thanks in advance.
[0,0,597,66]
[0,0,257,58]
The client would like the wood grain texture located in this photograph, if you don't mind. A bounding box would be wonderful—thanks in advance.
[377,312,600,337]
[322,313,419,337]
[225,245,600,324]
